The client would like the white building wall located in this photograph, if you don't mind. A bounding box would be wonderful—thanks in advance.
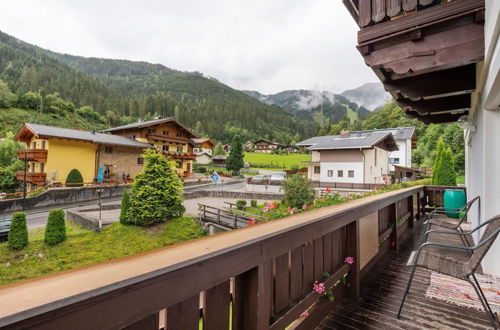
[318,162,364,183]
[364,148,389,183]
[388,139,408,171]
[466,0,500,276]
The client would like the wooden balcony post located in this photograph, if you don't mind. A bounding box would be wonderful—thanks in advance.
[233,261,271,330]
[346,220,360,298]
[122,313,159,330]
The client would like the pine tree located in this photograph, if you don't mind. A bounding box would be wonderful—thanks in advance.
[44,209,66,245]
[433,148,456,186]
[226,134,244,175]
[432,139,445,185]
[8,212,28,250]
[127,149,184,226]
[119,190,130,224]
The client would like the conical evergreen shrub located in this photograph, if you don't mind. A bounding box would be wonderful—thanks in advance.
[44,209,66,245]
[432,139,445,185]
[433,148,456,186]
[119,190,131,224]
[128,149,184,226]
[66,168,84,187]
[8,212,28,250]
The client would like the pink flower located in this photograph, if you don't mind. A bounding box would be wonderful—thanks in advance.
[272,201,278,209]
[345,256,355,265]
[299,311,309,318]
[325,187,331,193]
[287,206,292,211]
[247,218,257,226]
[391,241,396,247]
[302,204,308,210]
[313,281,326,294]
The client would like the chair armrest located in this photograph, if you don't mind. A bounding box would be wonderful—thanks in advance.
[424,229,466,237]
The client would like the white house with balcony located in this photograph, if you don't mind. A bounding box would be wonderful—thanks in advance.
[297,131,398,185]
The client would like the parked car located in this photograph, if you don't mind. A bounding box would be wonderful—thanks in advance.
[270,172,287,182]
[0,217,11,242]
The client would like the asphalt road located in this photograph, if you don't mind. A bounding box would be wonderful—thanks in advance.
[8,179,247,229]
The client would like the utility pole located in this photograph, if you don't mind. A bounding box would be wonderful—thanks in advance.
[23,157,27,201]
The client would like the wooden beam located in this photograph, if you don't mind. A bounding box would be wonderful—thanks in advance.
[363,23,484,75]
[397,94,471,114]
[405,111,467,124]
[383,64,476,99]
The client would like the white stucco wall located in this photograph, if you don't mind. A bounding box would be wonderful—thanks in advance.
[319,162,364,183]
[364,147,389,183]
[388,139,409,171]
[466,0,500,276]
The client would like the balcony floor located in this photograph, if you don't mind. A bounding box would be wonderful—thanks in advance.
[317,220,494,330]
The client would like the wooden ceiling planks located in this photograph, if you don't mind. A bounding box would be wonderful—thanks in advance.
[398,94,471,114]
[384,64,476,99]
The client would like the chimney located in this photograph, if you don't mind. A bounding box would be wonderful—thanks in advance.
[91,129,96,135]
[340,129,350,136]
[138,118,143,123]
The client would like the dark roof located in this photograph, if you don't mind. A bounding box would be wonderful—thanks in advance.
[351,127,416,140]
[298,131,398,151]
[192,138,214,145]
[297,127,416,148]
[103,117,198,138]
[20,123,152,149]
[254,139,282,146]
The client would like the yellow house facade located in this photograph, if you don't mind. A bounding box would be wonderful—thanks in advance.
[14,123,152,189]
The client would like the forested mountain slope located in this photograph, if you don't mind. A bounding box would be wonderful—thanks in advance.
[0,30,316,143]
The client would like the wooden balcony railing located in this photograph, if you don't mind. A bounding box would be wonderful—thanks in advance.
[0,186,429,330]
[15,171,47,185]
[16,149,48,162]
[163,151,196,160]
[344,0,484,43]
[146,133,189,144]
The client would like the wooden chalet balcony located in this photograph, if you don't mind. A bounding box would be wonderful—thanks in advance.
[15,171,47,185]
[163,151,196,160]
[16,149,48,162]
[343,0,485,124]
[0,185,487,330]
[146,133,189,144]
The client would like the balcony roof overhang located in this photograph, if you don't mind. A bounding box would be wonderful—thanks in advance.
[346,0,485,124]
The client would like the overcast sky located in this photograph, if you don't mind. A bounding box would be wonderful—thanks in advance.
[0,0,378,94]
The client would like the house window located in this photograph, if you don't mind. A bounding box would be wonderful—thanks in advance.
[176,133,181,137]
[162,145,169,152]
[104,146,113,153]
[40,163,45,173]
[32,141,36,149]
[338,170,343,177]
[390,158,400,164]
[148,129,155,134]
[193,148,199,153]
[163,130,169,136]
[314,166,320,174]
[41,140,46,149]
[177,146,183,153]
[348,170,354,178]
[327,170,333,177]
[137,158,144,165]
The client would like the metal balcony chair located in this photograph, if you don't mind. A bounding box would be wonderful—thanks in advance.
[398,215,500,329]
[423,196,480,247]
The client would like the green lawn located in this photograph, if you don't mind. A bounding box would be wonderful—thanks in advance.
[0,217,206,285]
[244,152,310,170]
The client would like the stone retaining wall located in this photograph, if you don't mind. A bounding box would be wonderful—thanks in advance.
[0,185,129,214]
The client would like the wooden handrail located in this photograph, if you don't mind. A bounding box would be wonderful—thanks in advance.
[0,186,425,330]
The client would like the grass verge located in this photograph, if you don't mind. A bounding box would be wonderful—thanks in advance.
[0,217,205,285]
